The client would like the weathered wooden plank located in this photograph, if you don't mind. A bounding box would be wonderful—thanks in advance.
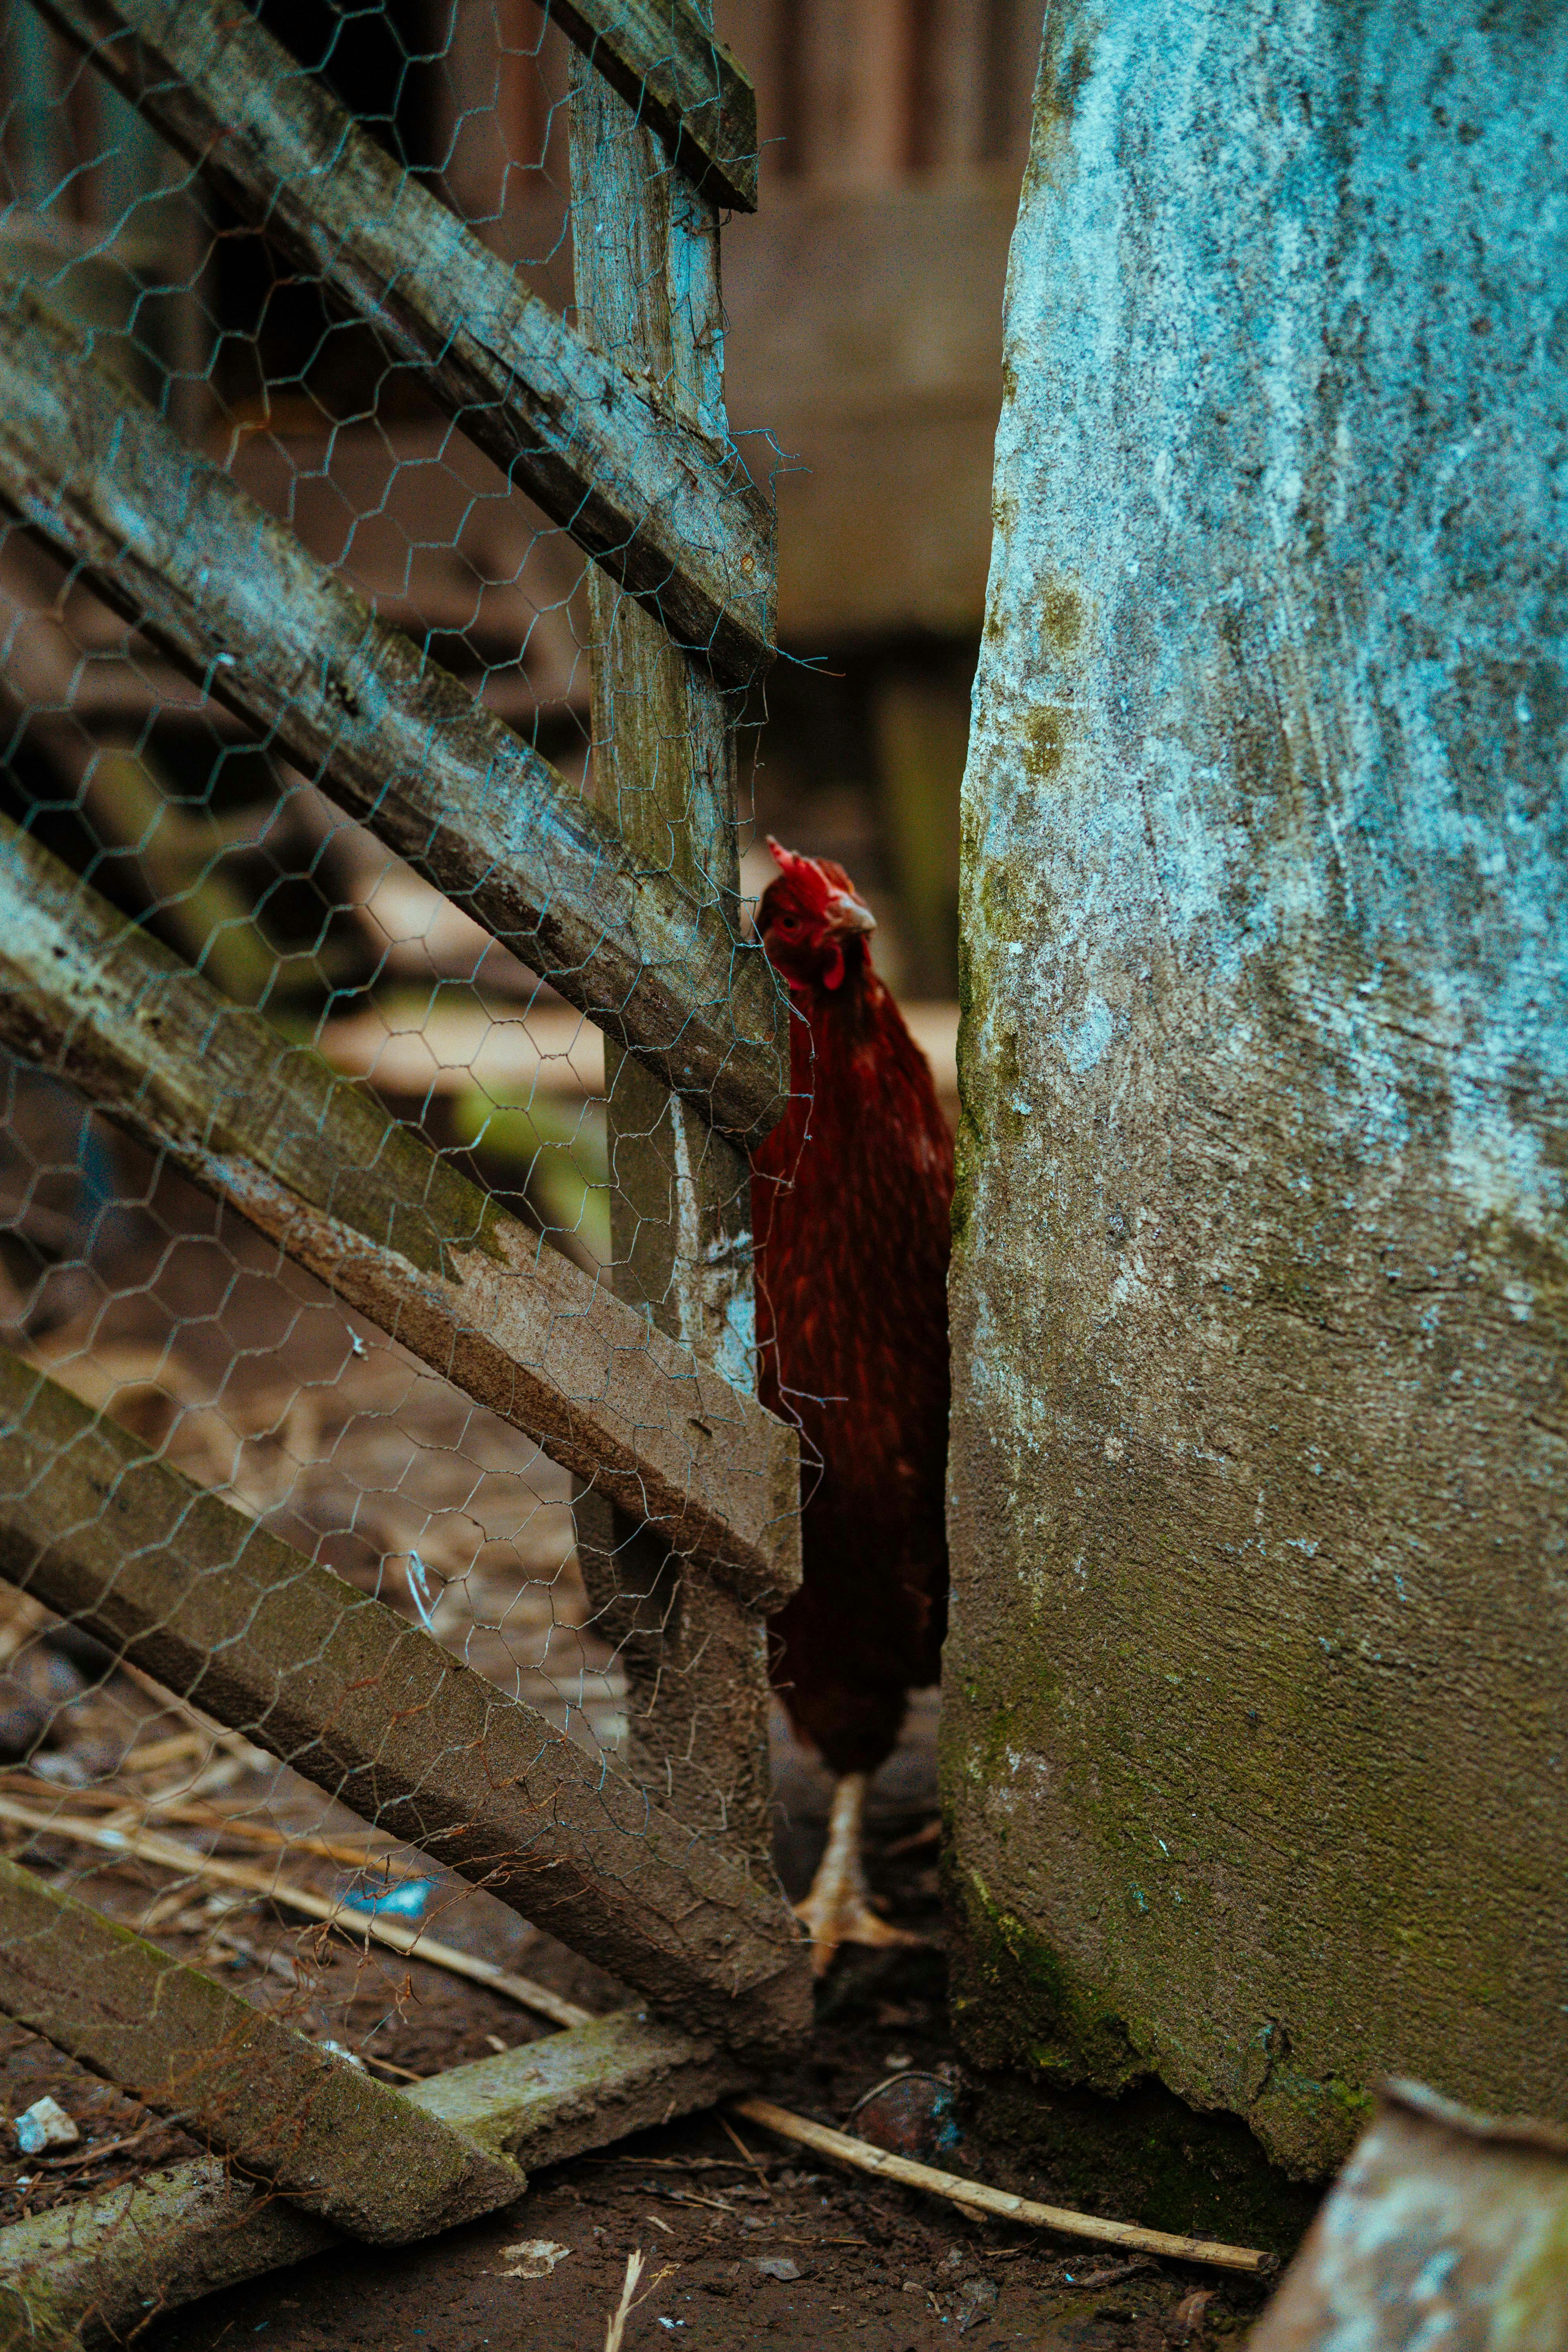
[569,53,778,1865]
[0,1857,526,2245]
[405,2006,749,2165]
[0,2013,748,2350]
[532,0,759,210]
[0,1348,812,2046]
[0,817,799,1612]
[32,0,771,675]
[0,284,789,1147]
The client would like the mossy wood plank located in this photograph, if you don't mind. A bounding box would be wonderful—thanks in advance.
[0,285,789,1147]
[0,1856,525,2245]
[567,60,774,1863]
[0,1347,812,2048]
[0,2013,747,2349]
[0,818,799,1611]
[33,0,770,671]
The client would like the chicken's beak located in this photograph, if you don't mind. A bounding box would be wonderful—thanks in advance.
[824,889,876,938]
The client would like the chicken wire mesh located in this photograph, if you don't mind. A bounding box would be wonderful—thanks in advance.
[0,0,801,2256]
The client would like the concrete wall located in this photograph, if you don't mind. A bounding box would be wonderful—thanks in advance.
[945,0,1568,2178]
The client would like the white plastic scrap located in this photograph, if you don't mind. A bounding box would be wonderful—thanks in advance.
[318,2042,367,2070]
[14,2097,79,2155]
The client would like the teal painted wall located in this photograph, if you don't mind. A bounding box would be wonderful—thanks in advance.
[945,0,1568,2176]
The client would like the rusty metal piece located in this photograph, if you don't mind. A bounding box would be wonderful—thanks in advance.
[1250,2078,1568,2350]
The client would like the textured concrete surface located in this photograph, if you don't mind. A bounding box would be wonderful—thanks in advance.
[945,0,1568,2177]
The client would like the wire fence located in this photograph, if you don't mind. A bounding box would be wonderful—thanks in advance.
[0,0,808,2319]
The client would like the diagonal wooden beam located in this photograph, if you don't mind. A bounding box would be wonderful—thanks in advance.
[0,282,789,1148]
[30,0,769,673]
[0,1857,527,2245]
[0,2013,748,2350]
[0,815,799,1613]
[0,1348,812,2049]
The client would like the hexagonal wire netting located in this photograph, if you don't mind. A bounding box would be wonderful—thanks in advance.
[0,0,802,2270]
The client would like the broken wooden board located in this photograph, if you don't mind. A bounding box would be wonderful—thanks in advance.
[0,2012,746,2350]
[33,0,770,673]
[0,285,789,1147]
[0,816,799,1613]
[0,1857,526,2245]
[0,1347,812,2050]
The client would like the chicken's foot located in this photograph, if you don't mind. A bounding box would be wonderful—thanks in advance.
[795,1771,927,1977]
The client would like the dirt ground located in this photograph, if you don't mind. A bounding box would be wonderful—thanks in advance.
[0,1691,1289,2352]
[136,1774,1279,2352]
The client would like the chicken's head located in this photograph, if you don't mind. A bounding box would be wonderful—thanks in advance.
[757,838,876,995]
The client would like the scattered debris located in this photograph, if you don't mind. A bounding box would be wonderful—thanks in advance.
[754,2256,802,2281]
[956,2274,999,2332]
[603,2248,675,2352]
[498,2239,572,2279]
[318,2042,367,2071]
[13,2097,78,2156]
[0,1646,84,1762]
[339,1875,434,1923]
[0,1796,586,2028]
[847,2069,963,2161]
[1165,2286,1216,2341]
[716,2113,774,2195]
[1062,2257,1158,2290]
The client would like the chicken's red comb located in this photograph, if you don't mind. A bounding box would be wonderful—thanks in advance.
[766,836,816,882]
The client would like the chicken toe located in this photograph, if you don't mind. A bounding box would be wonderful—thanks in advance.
[795,1772,928,1976]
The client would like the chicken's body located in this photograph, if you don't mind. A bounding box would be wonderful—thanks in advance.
[752,842,953,1972]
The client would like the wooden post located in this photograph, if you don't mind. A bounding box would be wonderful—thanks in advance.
[570,56,781,1870]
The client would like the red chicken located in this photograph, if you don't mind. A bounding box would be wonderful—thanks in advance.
[752,840,953,1973]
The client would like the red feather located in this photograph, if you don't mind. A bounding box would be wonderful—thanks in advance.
[752,844,954,1777]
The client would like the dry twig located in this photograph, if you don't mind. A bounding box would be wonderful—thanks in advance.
[602,2249,676,2352]
[716,2111,774,2196]
[0,1775,428,1880]
[730,2099,1276,2276]
[0,1796,591,2030]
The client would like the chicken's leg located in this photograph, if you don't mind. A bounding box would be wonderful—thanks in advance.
[794,1772,927,1976]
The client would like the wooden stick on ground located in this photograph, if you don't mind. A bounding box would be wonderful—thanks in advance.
[0,1797,592,2032]
[0,1777,427,1880]
[730,2098,1279,2277]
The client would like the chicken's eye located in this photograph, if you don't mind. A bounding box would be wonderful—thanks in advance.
[775,913,802,936]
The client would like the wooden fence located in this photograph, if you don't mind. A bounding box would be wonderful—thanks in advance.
[0,1,809,2338]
